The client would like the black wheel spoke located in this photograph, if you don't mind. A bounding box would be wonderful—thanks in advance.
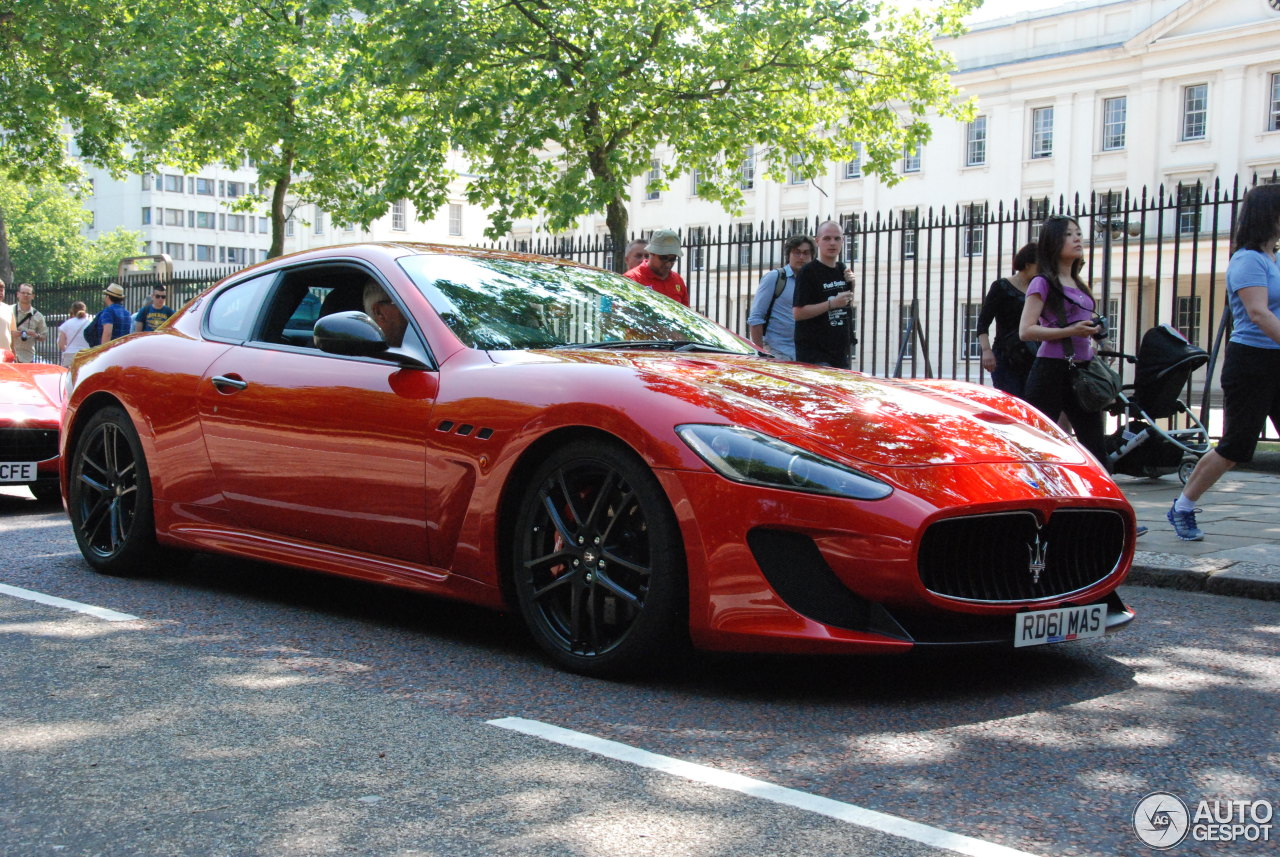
[581,470,620,532]
[593,569,642,606]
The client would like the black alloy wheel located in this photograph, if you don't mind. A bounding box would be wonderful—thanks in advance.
[68,407,163,575]
[512,440,687,676]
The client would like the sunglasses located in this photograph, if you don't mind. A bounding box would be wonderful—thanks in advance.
[654,254,678,262]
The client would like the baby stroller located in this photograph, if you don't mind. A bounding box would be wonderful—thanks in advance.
[1104,323,1211,483]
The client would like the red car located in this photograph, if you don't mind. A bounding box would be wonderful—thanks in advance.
[1,353,66,504]
[62,243,1135,675]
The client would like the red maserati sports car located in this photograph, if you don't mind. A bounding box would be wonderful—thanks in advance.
[2,353,65,504]
[62,243,1136,675]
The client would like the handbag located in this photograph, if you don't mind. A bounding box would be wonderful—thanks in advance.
[1070,358,1121,412]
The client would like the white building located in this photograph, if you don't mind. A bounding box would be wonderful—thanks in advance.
[80,150,487,273]
[512,0,1280,242]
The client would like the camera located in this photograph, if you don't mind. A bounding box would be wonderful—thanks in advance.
[1091,316,1108,341]
[20,330,27,341]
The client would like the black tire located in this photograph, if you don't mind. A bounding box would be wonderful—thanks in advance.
[1178,455,1198,485]
[67,406,165,576]
[511,440,688,677]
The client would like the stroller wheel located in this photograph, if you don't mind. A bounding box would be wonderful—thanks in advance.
[1178,455,1198,485]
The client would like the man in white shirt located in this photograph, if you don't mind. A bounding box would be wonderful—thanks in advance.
[0,279,16,356]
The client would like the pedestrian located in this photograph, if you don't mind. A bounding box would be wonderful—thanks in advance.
[134,285,175,332]
[0,279,14,357]
[58,301,93,367]
[976,243,1039,399]
[622,239,649,273]
[1168,183,1280,541]
[92,282,133,344]
[792,220,856,368]
[624,229,690,306]
[1017,215,1109,466]
[12,283,49,363]
[747,234,815,360]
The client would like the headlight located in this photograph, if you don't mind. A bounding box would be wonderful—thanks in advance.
[676,424,892,500]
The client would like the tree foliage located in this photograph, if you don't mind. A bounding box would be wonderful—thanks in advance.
[0,175,141,282]
[368,0,978,263]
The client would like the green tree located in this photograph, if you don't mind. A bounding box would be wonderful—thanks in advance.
[0,175,140,282]
[92,0,453,258]
[369,0,978,266]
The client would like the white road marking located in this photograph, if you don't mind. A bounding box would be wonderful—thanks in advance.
[0,583,139,622]
[489,716,1042,857]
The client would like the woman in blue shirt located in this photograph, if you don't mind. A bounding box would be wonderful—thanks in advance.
[1169,184,1280,540]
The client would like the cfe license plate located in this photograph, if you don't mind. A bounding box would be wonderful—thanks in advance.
[1014,604,1107,648]
[0,462,37,483]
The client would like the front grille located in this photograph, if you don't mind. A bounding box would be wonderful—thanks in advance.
[918,509,1125,602]
[0,427,59,462]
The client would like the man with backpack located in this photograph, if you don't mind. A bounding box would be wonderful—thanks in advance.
[85,283,133,348]
[747,234,815,360]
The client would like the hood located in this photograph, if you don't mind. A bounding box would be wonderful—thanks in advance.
[517,349,1085,468]
[0,362,67,426]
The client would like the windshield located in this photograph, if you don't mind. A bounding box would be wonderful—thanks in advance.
[398,254,752,354]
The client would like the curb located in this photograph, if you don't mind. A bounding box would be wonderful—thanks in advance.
[1127,553,1280,602]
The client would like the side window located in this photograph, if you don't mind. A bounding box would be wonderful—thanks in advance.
[205,274,276,341]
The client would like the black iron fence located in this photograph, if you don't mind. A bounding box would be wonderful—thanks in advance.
[21,173,1278,437]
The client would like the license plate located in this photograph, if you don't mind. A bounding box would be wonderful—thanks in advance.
[1014,604,1106,648]
[0,462,37,483]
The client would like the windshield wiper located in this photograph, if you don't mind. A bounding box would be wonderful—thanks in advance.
[552,340,746,355]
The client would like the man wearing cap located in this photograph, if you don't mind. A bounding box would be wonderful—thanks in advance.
[96,282,134,344]
[12,283,49,363]
[624,229,689,306]
[0,279,16,356]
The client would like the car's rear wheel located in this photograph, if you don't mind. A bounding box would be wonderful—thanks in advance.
[512,440,688,677]
[68,407,164,576]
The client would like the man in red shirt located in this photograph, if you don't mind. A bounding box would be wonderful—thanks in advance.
[624,230,689,306]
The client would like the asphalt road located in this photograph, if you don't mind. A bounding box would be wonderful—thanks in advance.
[2,487,1278,857]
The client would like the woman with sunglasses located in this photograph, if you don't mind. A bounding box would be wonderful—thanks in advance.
[1018,215,1109,467]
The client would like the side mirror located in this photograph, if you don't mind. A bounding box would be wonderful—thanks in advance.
[314,311,388,357]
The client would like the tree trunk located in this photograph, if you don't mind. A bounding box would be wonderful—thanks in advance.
[268,162,293,259]
[0,207,14,286]
[605,195,629,273]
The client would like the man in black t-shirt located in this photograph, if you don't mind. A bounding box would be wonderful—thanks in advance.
[792,220,856,367]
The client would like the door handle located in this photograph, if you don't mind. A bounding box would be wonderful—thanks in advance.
[211,374,248,392]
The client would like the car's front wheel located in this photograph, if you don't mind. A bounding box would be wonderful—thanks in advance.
[512,440,688,677]
[68,406,164,576]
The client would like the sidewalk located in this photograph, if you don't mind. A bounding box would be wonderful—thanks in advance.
[1116,458,1280,601]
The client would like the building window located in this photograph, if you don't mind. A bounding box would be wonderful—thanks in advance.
[196,244,215,262]
[226,247,248,265]
[1031,106,1054,159]
[195,178,215,195]
[1182,84,1207,141]
[141,207,151,225]
[901,208,919,260]
[392,200,406,231]
[313,211,324,235]
[844,144,863,179]
[963,303,982,359]
[689,169,701,197]
[688,226,707,271]
[965,116,987,167]
[163,242,186,260]
[840,213,859,263]
[259,217,269,234]
[195,211,215,229]
[963,202,987,257]
[224,181,246,198]
[285,219,295,237]
[163,208,184,226]
[227,214,246,232]
[1177,181,1203,234]
[898,300,918,363]
[1097,190,1123,218]
[1270,73,1280,132]
[1102,96,1127,150]
[163,174,183,192]
[1176,295,1202,346]
[646,159,661,201]
[736,223,753,267]
[739,146,755,190]
[789,154,806,185]
[448,204,462,236]
[902,141,921,173]
[141,174,153,191]
[1028,197,1050,241]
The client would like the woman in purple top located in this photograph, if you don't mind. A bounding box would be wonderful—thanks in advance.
[1018,215,1109,467]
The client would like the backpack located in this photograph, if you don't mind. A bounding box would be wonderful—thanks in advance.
[83,311,104,348]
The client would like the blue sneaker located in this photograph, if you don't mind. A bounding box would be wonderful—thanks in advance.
[1136,526,1148,537]
[1167,503,1204,541]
